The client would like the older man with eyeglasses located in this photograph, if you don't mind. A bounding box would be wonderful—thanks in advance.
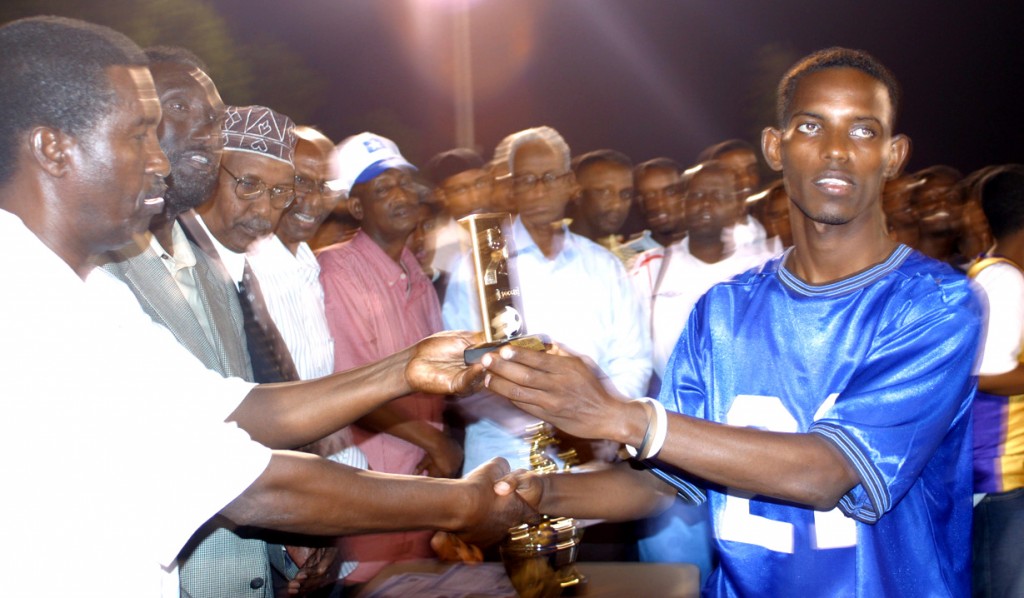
[186,104,301,384]
[442,126,652,478]
[317,132,463,584]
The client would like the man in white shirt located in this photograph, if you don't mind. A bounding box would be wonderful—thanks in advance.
[246,125,368,591]
[966,165,1024,598]
[422,147,494,279]
[248,126,343,382]
[637,160,770,580]
[627,158,688,376]
[698,139,770,254]
[0,16,528,597]
[651,161,773,376]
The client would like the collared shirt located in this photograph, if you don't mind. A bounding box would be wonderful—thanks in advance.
[0,208,268,597]
[321,231,444,377]
[247,236,334,380]
[149,221,215,347]
[318,230,445,583]
[443,216,652,443]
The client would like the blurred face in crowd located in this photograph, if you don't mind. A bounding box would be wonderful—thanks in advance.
[762,67,908,233]
[149,61,225,218]
[882,175,921,246]
[277,135,344,250]
[959,199,992,258]
[760,185,793,248]
[684,169,738,240]
[438,168,492,220]
[488,160,516,215]
[350,168,420,247]
[511,140,575,232]
[636,166,686,241]
[575,160,634,237]
[199,151,295,253]
[912,173,960,236]
[407,202,442,271]
[717,147,761,200]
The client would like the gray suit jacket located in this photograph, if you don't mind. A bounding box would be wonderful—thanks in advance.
[103,235,253,380]
[102,230,276,597]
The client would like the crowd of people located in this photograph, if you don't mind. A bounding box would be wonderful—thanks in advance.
[2,13,1022,598]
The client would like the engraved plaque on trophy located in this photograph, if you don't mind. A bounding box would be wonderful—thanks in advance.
[459,213,548,364]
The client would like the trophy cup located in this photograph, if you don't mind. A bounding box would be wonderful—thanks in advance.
[459,213,548,364]
[455,213,585,596]
[500,423,585,598]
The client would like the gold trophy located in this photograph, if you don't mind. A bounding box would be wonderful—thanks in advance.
[500,423,585,598]
[458,213,583,596]
[459,213,548,364]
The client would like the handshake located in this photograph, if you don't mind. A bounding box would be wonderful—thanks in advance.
[430,458,546,561]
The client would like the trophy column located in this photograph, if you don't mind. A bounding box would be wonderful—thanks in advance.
[459,213,547,363]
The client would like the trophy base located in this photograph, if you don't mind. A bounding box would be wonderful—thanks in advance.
[464,334,550,364]
[500,516,586,598]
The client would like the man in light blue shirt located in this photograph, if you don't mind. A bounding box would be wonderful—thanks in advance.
[443,126,651,473]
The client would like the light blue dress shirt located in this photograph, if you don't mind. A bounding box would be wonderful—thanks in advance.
[443,216,652,472]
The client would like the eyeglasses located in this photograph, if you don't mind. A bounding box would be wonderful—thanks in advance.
[584,186,635,203]
[511,171,571,194]
[220,164,295,209]
[369,175,420,201]
[443,175,493,197]
[294,174,346,202]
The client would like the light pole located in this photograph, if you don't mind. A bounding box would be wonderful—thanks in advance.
[452,0,474,149]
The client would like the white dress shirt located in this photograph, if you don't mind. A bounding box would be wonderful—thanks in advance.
[247,236,335,380]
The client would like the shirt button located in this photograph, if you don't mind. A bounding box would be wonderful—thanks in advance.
[250,577,265,589]
[400,273,407,280]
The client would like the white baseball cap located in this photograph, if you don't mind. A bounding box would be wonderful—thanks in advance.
[328,132,416,194]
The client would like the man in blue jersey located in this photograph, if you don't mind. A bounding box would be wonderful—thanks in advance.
[481,47,982,596]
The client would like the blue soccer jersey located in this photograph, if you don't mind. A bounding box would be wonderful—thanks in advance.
[658,245,981,597]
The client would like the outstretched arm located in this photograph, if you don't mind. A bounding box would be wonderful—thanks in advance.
[222,453,528,546]
[230,331,483,449]
[482,345,859,511]
[498,461,678,522]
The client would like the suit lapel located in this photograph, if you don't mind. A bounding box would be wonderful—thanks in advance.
[118,247,224,372]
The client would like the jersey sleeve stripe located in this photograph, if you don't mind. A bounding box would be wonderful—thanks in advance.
[810,421,891,523]
[642,461,706,504]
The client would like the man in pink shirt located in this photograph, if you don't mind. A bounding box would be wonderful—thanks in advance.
[318,132,462,583]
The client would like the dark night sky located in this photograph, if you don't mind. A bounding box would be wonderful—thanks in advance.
[205,0,1024,176]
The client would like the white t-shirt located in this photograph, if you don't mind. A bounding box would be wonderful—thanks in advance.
[651,239,771,376]
[974,260,1024,375]
[0,209,271,597]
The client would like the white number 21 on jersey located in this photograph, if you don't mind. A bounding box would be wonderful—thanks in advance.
[718,394,856,553]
